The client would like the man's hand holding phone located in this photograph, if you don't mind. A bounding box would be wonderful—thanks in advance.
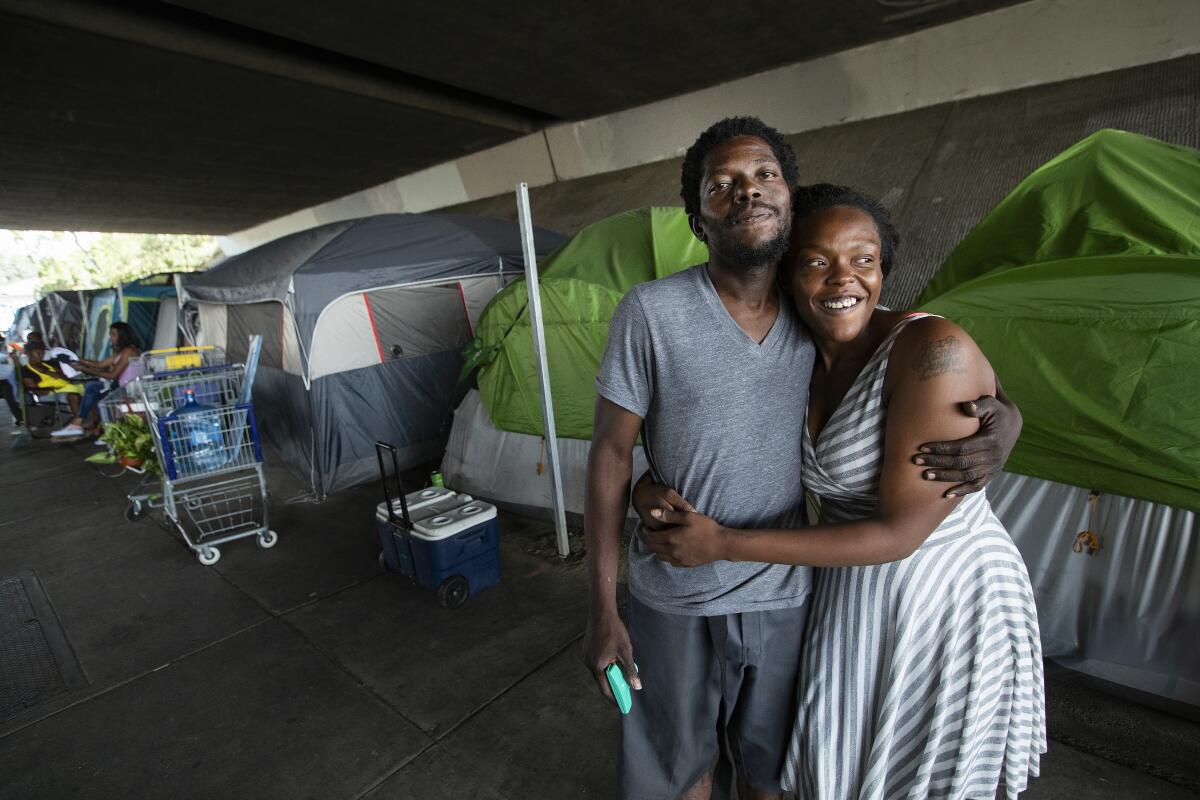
[583,611,641,711]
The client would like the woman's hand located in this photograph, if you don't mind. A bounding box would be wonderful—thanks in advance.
[631,470,695,531]
[641,509,730,567]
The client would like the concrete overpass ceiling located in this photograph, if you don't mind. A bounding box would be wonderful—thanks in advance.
[1,0,1028,234]
[166,0,1030,119]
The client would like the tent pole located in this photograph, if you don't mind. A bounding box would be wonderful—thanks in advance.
[77,290,87,354]
[46,296,64,348]
[33,297,49,343]
[116,282,125,324]
[174,273,194,345]
[516,182,570,559]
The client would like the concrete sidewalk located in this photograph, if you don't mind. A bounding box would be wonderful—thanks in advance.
[1,422,1196,799]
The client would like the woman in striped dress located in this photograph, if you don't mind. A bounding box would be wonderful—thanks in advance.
[642,184,1046,799]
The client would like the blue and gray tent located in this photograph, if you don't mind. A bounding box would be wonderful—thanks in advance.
[184,213,566,497]
[83,274,182,360]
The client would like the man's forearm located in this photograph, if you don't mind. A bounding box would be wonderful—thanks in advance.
[585,446,632,618]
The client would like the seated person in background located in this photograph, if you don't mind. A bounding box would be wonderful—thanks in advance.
[0,379,19,427]
[5,330,43,412]
[21,340,84,424]
[53,322,142,438]
[0,336,19,427]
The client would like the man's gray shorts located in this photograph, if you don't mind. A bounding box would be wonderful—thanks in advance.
[619,594,810,799]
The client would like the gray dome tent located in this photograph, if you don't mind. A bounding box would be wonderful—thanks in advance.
[185,213,566,497]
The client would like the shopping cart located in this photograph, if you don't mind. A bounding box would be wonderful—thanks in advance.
[99,381,140,425]
[95,381,161,520]
[133,365,277,565]
[140,345,227,376]
[107,363,238,522]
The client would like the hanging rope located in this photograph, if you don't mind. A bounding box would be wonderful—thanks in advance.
[1073,490,1103,555]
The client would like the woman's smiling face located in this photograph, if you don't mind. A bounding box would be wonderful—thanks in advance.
[784,205,884,344]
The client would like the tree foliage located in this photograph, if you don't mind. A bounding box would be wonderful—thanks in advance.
[0,230,219,292]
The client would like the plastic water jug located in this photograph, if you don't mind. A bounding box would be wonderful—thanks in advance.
[168,388,225,474]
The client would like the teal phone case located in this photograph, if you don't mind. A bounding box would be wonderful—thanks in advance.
[606,663,634,714]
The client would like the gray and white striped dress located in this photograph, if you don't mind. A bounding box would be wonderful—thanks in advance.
[782,315,1046,800]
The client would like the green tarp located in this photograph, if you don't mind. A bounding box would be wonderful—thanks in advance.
[471,207,708,439]
[917,130,1200,512]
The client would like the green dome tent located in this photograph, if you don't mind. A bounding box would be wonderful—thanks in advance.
[917,129,1200,513]
[469,206,709,440]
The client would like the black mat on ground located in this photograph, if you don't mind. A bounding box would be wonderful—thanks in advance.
[0,572,86,722]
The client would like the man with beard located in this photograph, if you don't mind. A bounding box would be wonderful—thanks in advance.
[584,117,1019,799]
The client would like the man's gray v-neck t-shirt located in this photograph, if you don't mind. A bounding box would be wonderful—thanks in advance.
[596,264,815,616]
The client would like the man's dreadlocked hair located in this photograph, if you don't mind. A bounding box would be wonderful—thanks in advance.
[680,117,800,219]
[791,183,901,278]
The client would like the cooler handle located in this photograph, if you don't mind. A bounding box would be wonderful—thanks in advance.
[374,441,411,528]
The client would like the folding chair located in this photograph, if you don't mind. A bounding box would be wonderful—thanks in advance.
[14,361,71,438]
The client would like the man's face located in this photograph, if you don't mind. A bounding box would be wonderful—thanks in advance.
[691,135,792,272]
[27,347,45,364]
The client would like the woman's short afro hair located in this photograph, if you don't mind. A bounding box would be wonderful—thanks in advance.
[680,116,800,218]
[790,183,901,278]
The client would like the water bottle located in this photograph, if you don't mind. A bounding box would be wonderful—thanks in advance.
[168,388,225,475]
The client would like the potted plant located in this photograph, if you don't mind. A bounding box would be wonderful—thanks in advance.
[87,414,160,475]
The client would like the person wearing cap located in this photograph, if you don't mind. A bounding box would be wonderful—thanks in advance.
[20,340,83,424]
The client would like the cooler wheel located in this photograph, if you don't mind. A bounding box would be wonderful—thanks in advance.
[198,546,221,566]
[257,530,278,549]
[437,575,469,609]
[125,502,147,522]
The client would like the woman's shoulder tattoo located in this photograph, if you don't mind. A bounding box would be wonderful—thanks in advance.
[913,335,967,381]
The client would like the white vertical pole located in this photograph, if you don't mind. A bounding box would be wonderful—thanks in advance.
[174,273,194,345]
[33,298,49,343]
[46,297,64,347]
[516,182,570,559]
[77,290,87,354]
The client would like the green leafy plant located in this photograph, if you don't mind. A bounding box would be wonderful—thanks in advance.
[94,414,160,476]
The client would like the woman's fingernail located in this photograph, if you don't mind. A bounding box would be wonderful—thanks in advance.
[924,470,936,480]
[920,446,931,454]
[651,509,662,518]
[913,457,925,466]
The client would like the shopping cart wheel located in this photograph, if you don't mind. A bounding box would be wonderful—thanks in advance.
[257,530,278,549]
[436,575,469,609]
[198,546,221,566]
[125,502,147,522]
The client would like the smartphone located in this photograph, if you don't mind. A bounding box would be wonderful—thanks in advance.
[605,662,636,714]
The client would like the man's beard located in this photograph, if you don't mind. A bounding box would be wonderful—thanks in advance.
[708,205,792,273]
